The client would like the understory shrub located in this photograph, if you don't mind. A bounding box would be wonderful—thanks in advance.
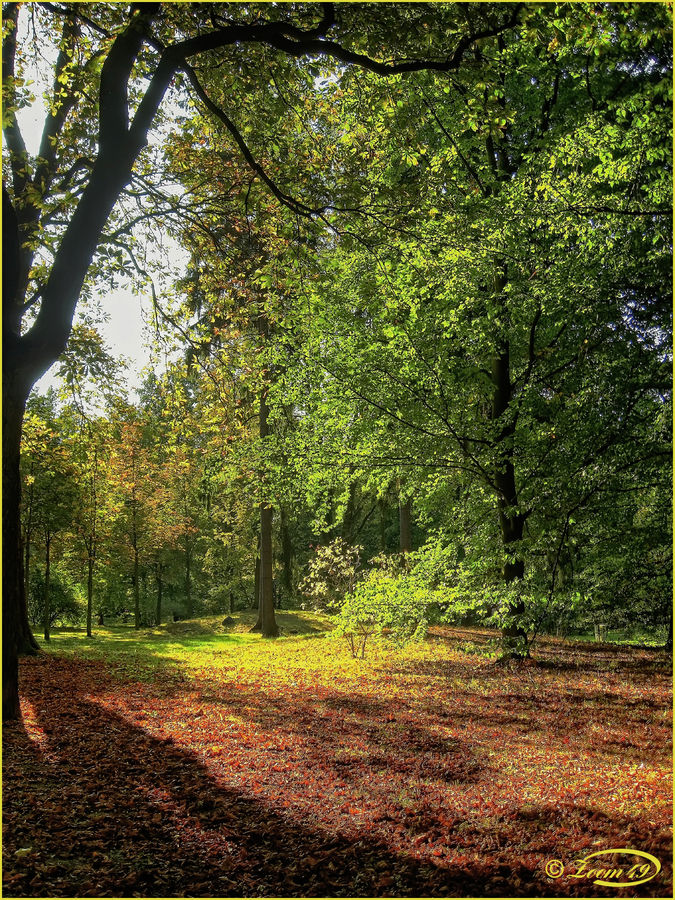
[28,571,83,628]
[336,570,429,658]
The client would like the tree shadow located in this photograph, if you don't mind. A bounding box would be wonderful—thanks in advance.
[4,651,670,899]
[3,656,493,898]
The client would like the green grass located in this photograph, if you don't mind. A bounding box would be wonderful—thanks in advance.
[570,626,667,647]
[40,610,332,681]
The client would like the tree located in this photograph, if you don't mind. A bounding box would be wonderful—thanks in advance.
[278,1,671,654]
[3,0,523,718]
[20,395,79,641]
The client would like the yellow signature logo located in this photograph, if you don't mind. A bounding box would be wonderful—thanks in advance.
[545,849,661,887]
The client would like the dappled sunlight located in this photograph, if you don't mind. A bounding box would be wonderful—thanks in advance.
[4,626,671,897]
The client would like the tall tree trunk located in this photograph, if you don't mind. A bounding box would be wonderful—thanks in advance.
[155,567,163,626]
[665,606,673,653]
[1,5,165,719]
[258,380,278,638]
[184,540,193,618]
[86,445,97,638]
[399,495,412,553]
[24,530,31,612]
[491,266,527,657]
[280,505,294,602]
[2,372,30,719]
[43,532,51,642]
[86,546,94,638]
[253,554,261,613]
[23,469,33,604]
[133,543,140,630]
[259,499,278,636]
[341,479,358,542]
[379,498,387,552]
[250,315,278,637]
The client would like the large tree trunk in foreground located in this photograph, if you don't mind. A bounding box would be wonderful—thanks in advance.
[2,4,164,718]
[2,373,30,720]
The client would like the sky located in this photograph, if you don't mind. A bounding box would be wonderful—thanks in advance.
[16,100,154,396]
[12,24,184,400]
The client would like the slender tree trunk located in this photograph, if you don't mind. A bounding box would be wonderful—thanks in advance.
[133,543,140,630]
[24,530,31,610]
[253,554,261,613]
[97,610,104,626]
[341,479,358,542]
[86,445,97,638]
[254,323,278,638]
[665,607,673,653]
[43,532,51,642]
[86,547,94,638]
[379,498,387,551]
[185,540,193,618]
[491,266,527,657]
[155,567,163,626]
[280,505,294,602]
[258,433,278,634]
[23,469,33,603]
[399,496,412,553]
[259,499,278,636]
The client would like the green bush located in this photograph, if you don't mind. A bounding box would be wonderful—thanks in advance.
[28,571,83,628]
[300,538,363,614]
[336,570,428,658]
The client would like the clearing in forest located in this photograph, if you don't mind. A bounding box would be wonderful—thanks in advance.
[2,616,672,898]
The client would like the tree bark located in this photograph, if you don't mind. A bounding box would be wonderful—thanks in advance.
[2,371,30,719]
[280,505,294,602]
[43,532,51,642]
[133,543,140,630]
[86,546,94,638]
[259,499,278,636]
[155,567,163,626]
[253,554,261,614]
[665,606,673,654]
[379,498,387,551]
[399,496,412,553]
[184,539,193,618]
[258,380,278,638]
[491,267,527,657]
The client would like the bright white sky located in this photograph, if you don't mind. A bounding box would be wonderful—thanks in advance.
[13,59,186,399]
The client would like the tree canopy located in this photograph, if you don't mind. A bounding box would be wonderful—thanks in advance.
[2,2,672,719]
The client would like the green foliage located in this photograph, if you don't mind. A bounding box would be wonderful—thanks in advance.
[28,571,82,628]
[336,564,429,658]
[300,538,363,614]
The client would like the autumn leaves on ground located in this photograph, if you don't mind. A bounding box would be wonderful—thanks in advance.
[3,616,672,898]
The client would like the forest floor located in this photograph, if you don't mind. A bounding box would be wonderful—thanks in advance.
[2,615,672,898]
